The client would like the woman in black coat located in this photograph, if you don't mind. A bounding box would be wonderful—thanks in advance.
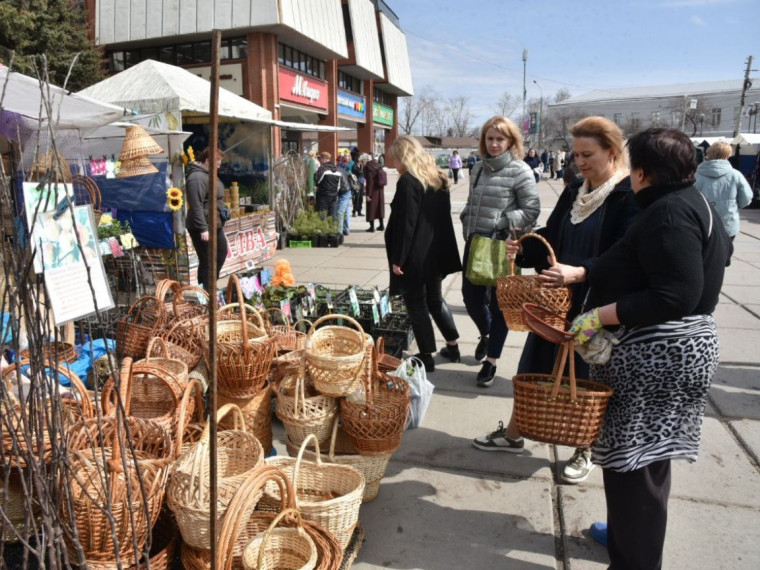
[385,135,462,372]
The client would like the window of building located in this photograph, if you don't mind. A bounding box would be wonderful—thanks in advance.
[338,71,362,94]
[110,51,125,72]
[651,111,660,126]
[711,107,721,127]
[176,43,195,65]
[613,113,623,125]
[106,37,245,71]
[672,110,682,127]
[277,43,324,79]
[374,88,391,105]
[195,41,211,63]
[630,112,640,129]
[228,38,247,60]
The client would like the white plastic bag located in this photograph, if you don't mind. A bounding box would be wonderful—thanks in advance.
[390,357,434,429]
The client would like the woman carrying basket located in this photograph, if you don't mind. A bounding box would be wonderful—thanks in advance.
[569,128,732,568]
[384,135,462,373]
[472,117,639,487]
[458,116,540,387]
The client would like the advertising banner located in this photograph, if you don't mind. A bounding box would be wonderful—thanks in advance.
[372,102,394,127]
[337,90,366,121]
[279,67,328,112]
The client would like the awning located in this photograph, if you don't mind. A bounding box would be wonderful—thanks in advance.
[0,64,129,130]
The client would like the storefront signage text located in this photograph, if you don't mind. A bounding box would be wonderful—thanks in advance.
[279,67,328,112]
[372,102,394,127]
[337,90,366,121]
[231,227,269,259]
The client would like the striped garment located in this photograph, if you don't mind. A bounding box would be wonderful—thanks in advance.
[590,315,719,472]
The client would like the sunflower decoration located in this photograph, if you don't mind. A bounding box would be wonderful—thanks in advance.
[167,187,184,211]
[180,146,196,165]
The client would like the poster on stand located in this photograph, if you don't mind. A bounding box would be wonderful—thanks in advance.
[23,183,114,325]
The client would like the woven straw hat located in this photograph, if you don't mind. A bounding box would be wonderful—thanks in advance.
[117,156,158,178]
[118,125,164,160]
[29,151,72,182]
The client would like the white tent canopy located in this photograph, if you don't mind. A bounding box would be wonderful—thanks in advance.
[732,133,760,146]
[81,121,191,160]
[0,64,129,130]
[78,60,272,124]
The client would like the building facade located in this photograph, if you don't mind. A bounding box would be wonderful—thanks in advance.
[549,79,760,138]
[85,0,413,163]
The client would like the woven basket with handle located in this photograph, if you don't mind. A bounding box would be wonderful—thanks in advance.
[495,232,572,332]
[116,296,164,359]
[305,314,366,398]
[217,386,273,454]
[512,303,614,447]
[242,508,317,570]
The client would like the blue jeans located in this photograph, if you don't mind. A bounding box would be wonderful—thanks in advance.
[461,237,509,359]
[337,191,352,234]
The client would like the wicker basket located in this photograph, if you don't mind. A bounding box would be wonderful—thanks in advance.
[205,302,275,398]
[216,466,343,570]
[263,434,365,550]
[276,362,338,449]
[116,296,164,359]
[512,304,614,447]
[71,174,103,226]
[154,319,205,371]
[0,468,40,542]
[218,386,273,455]
[375,337,402,373]
[495,232,572,332]
[142,336,189,388]
[19,340,78,364]
[176,379,207,455]
[242,508,317,570]
[29,150,71,182]
[286,418,393,503]
[167,404,265,549]
[340,350,410,456]
[145,279,183,323]
[119,125,164,160]
[175,285,210,321]
[305,314,366,398]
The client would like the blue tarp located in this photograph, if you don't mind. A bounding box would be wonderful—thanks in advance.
[17,338,116,388]
[95,163,169,212]
[116,210,174,249]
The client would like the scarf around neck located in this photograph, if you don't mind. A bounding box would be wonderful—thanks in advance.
[570,170,625,224]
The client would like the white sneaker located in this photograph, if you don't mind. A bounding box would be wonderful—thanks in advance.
[472,421,524,453]
[561,447,595,484]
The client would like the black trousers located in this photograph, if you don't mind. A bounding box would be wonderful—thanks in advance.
[188,227,228,292]
[451,168,460,184]
[353,185,364,215]
[402,274,459,354]
[603,459,671,570]
[315,192,338,220]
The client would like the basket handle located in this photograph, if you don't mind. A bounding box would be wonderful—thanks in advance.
[548,340,578,401]
[225,273,244,305]
[145,336,170,361]
[216,302,267,340]
[308,313,365,339]
[102,357,134,416]
[255,508,308,570]
[216,466,297,570]
[293,433,322,505]
[201,403,245,441]
[175,378,205,454]
[128,295,164,326]
[510,232,559,276]
[327,415,341,461]
[153,279,179,302]
[292,319,314,335]
[267,307,290,327]
[293,359,308,418]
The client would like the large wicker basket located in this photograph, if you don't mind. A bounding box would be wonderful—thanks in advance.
[116,296,164,359]
[512,304,614,447]
[218,387,273,454]
[495,232,572,332]
[262,434,365,550]
[167,404,265,549]
[305,314,366,398]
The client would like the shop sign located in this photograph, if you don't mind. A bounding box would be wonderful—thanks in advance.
[372,102,394,126]
[230,227,269,259]
[279,67,328,111]
[337,90,366,121]
[193,63,244,96]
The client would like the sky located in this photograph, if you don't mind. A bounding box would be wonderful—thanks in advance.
[389,0,759,128]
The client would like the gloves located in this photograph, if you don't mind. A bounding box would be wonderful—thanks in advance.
[569,308,603,346]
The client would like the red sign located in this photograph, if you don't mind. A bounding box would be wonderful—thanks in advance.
[278,67,328,112]
[230,227,269,259]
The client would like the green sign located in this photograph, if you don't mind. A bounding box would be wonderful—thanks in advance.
[373,102,394,126]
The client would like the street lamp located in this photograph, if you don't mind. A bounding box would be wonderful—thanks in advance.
[533,79,543,150]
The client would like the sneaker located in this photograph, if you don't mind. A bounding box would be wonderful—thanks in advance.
[472,421,524,452]
[439,344,461,363]
[589,522,608,547]
[476,361,496,387]
[475,335,489,361]
[562,447,595,484]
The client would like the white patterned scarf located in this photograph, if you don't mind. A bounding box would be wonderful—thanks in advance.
[570,170,625,224]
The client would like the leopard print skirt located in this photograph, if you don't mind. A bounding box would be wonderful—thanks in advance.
[590,315,719,472]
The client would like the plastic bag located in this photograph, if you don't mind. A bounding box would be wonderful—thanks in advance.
[391,357,434,429]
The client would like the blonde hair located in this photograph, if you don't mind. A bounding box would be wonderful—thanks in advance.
[570,116,629,173]
[706,141,732,160]
[388,135,449,191]
[479,116,525,159]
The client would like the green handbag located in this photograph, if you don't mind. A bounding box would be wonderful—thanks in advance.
[465,234,510,287]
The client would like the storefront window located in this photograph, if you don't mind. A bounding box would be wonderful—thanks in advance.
[195,41,211,63]
[110,51,125,72]
[229,38,247,59]
[277,43,324,79]
[159,45,175,64]
[374,88,391,105]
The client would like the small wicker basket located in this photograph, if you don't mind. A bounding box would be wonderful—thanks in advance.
[305,314,366,398]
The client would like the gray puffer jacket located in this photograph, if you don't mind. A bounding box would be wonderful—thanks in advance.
[694,158,753,237]
[460,151,540,239]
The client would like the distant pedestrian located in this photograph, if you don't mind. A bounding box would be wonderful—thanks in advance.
[524,148,542,183]
[314,152,345,221]
[467,151,478,176]
[351,150,365,217]
[553,150,566,180]
[540,149,548,174]
[694,141,752,241]
[548,150,556,179]
[361,154,387,232]
[449,150,463,184]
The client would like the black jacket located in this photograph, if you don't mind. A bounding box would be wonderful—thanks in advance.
[185,162,226,232]
[589,182,733,326]
[314,162,347,197]
[385,173,462,295]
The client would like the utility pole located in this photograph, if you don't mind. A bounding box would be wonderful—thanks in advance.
[522,49,528,135]
[534,79,543,149]
[733,55,755,138]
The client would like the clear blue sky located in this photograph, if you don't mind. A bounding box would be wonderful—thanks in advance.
[390,0,759,126]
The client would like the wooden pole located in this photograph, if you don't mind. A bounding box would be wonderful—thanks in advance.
[208,28,222,570]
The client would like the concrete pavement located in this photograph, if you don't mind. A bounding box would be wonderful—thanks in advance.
[267,170,760,569]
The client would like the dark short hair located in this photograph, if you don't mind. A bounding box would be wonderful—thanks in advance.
[627,128,696,186]
[197,147,223,163]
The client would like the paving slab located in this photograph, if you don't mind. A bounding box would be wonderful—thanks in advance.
[353,467,558,570]
[709,364,760,419]
[720,284,760,305]
[729,418,760,466]
[714,328,760,364]
[713,303,760,329]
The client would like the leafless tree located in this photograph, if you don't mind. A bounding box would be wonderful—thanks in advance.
[494,92,520,118]
[446,96,474,138]
[399,85,437,135]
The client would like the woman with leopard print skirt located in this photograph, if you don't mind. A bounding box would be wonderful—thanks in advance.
[569,128,733,569]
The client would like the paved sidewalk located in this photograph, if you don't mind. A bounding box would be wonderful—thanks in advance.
[267,171,760,569]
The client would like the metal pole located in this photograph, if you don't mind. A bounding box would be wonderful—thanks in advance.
[208,28,222,570]
[733,55,754,138]
[533,80,543,150]
[522,49,528,134]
